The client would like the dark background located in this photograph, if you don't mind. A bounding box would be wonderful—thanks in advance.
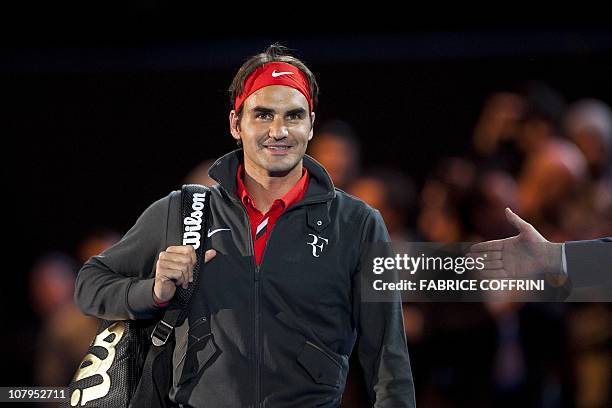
[3,18,612,405]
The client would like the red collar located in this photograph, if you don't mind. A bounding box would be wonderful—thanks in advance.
[236,164,309,212]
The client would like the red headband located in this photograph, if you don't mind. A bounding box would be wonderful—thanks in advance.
[234,62,313,111]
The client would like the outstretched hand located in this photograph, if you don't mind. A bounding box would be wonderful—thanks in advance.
[468,208,562,278]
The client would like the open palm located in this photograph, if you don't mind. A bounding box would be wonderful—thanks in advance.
[469,208,553,278]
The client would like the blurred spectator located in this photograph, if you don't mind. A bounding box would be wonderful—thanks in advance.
[31,229,119,387]
[568,304,612,408]
[348,168,417,240]
[30,253,78,319]
[308,119,361,190]
[515,83,588,233]
[487,303,570,408]
[411,302,498,407]
[30,253,97,387]
[411,301,570,408]
[472,91,525,176]
[556,98,612,407]
[418,157,477,242]
[184,158,218,187]
[77,228,121,264]
[564,99,612,180]
[560,99,612,238]
[468,170,519,241]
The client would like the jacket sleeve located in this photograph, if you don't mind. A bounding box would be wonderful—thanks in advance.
[352,208,416,407]
[565,237,612,288]
[74,193,174,321]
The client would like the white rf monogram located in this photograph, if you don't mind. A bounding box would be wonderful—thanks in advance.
[307,234,328,257]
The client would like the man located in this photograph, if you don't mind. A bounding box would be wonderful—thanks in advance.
[74,44,415,407]
[469,208,612,292]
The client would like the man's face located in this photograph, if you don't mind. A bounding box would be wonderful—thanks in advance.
[230,85,315,176]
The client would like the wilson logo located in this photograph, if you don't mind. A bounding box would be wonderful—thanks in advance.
[183,192,207,249]
[70,322,125,406]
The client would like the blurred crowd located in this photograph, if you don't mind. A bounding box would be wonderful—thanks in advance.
[28,82,611,407]
[306,83,611,408]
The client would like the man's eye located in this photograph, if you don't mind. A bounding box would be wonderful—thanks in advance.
[287,113,303,120]
[255,113,273,120]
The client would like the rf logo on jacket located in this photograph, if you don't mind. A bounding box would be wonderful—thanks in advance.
[307,234,328,257]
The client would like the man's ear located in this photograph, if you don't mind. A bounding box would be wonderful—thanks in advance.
[229,110,241,142]
[308,111,316,141]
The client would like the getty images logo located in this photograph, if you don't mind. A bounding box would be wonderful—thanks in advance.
[183,192,207,249]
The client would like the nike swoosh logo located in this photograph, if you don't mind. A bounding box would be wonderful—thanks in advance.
[207,228,231,237]
[271,70,294,78]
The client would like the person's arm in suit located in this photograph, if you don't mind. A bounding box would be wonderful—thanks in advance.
[564,238,612,287]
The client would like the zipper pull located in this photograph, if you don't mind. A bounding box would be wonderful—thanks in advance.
[254,264,260,281]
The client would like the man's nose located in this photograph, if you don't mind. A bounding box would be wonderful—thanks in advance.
[269,117,288,139]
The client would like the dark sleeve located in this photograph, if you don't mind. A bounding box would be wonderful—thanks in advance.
[74,192,175,320]
[565,237,612,288]
[352,209,416,408]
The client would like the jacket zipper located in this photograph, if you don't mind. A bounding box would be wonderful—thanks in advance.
[228,190,330,407]
[246,206,287,407]
[238,204,261,407]
[251,217,282,408]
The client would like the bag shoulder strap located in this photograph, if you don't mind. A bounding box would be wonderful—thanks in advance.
[150,184,211,347]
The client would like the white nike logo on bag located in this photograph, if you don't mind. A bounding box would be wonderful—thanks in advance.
[271,70,294,78]
[207,228,231,237]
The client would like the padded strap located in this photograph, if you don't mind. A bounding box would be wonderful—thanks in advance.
[151,184,210,346]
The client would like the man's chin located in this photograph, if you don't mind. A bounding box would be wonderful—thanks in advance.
[264,160,301,177]
[267,166,296,177]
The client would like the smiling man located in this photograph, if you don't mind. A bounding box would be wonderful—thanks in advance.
[75,44,415,407]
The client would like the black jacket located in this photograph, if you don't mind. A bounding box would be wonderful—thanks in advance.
[564,237,612,302]
[75,149,416,407]
[565,238,612,287]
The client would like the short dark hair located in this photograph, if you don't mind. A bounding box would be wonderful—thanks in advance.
[228,43,319,115]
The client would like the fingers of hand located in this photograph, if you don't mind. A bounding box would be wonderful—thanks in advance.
[469,240,504,253]
[158,247,216,288]
[157,258,191,288]
[160,249,196,283]
[167,245,196,258]
[159,250,194,266]
[477,269,510,279]
[167,245,197,267]
[466,251,502,261]
[482,260,504,270]
[204,249,217,263]
[187,245,197,265]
